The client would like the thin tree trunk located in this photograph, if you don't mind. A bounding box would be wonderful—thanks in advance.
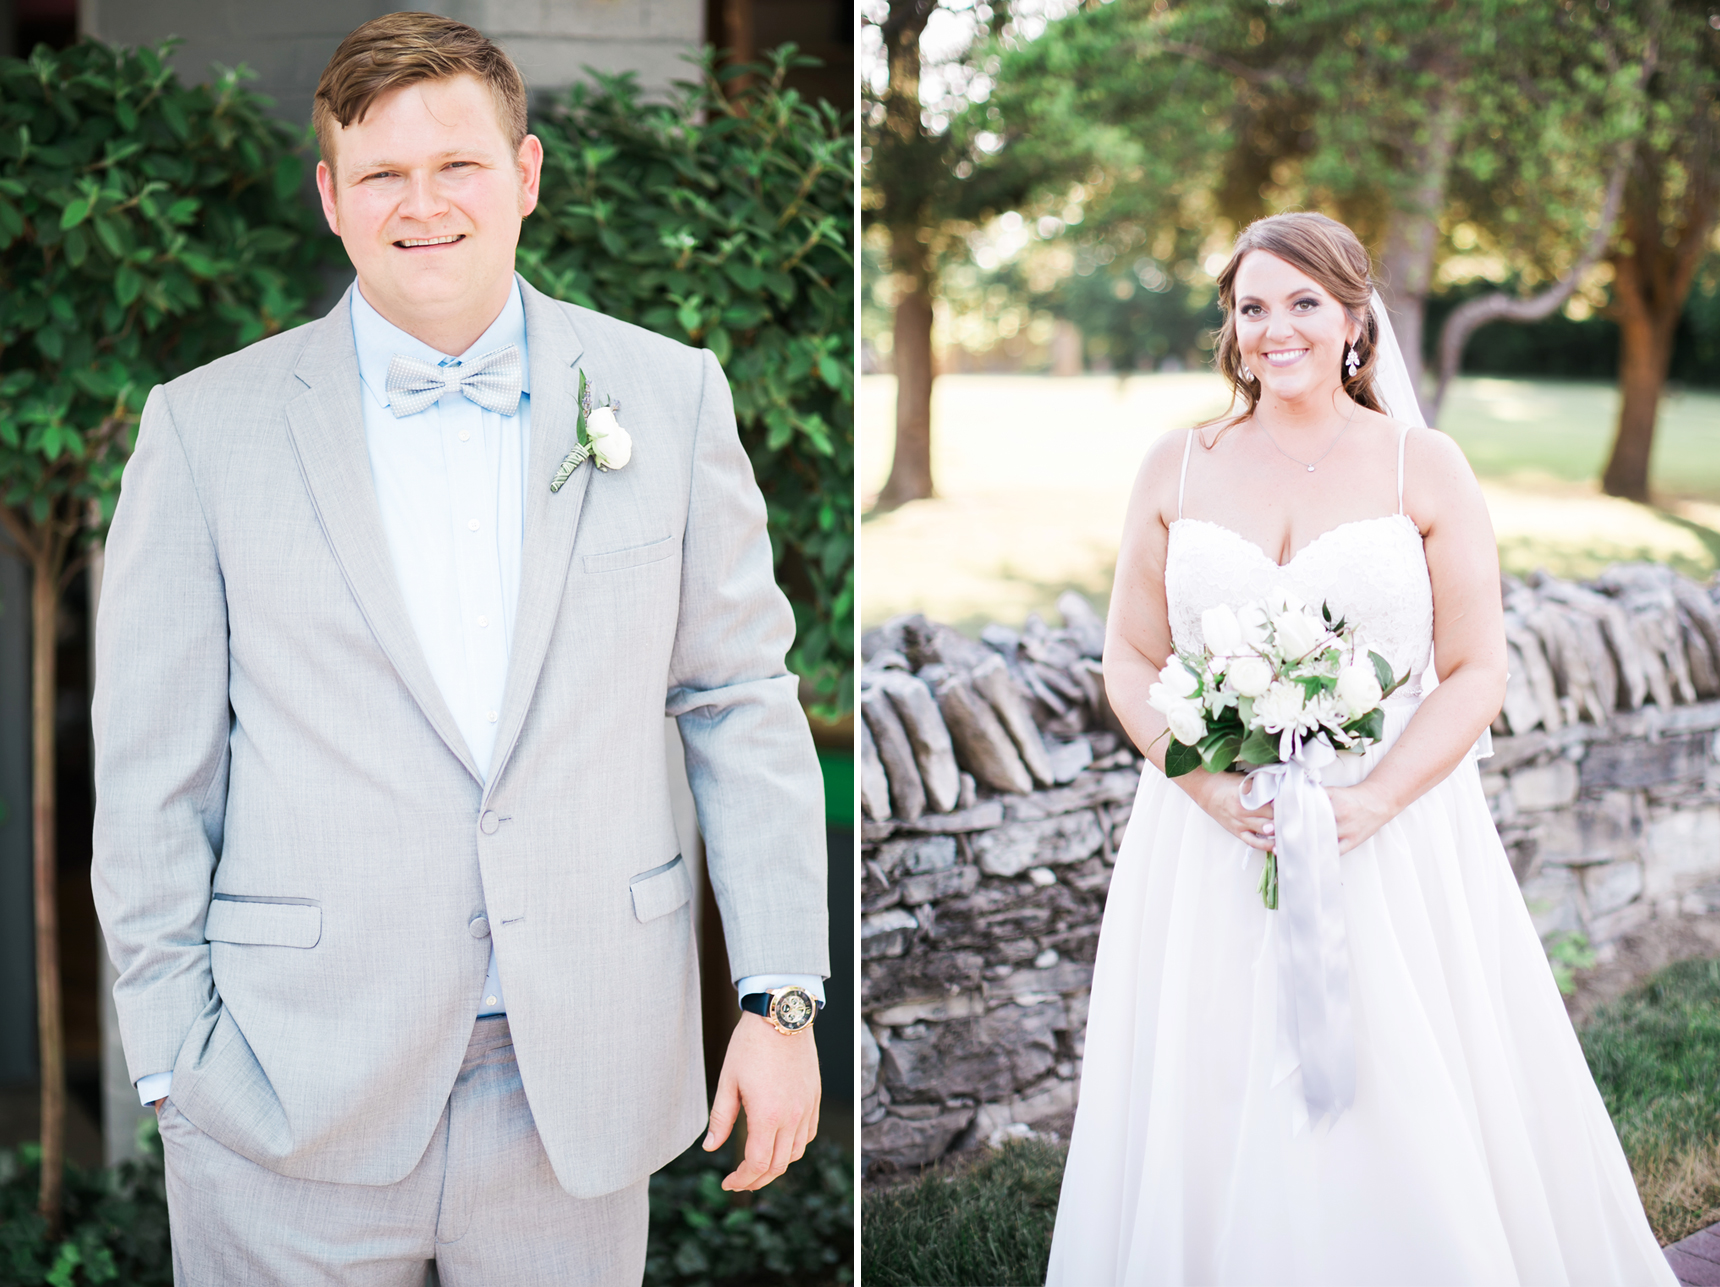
[32,556,62,1236]
[877,224,935,509]
[1376,78,1461,422]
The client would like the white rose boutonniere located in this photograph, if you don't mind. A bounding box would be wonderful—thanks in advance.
[551,369,631,492]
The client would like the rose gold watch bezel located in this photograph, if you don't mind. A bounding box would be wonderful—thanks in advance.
[766,986,816,1034]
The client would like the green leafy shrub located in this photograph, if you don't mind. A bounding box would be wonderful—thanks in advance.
[0,1120,171,1287]
[520,50,853,716]
[0,39,336,536]
[645,1137,853,1286]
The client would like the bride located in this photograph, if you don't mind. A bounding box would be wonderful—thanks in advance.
[1045,212,1674,1285]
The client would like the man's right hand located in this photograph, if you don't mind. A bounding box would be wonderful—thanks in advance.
[151,1099,164,1116]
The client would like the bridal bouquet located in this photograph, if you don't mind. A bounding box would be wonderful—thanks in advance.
[1148,593,1406,907]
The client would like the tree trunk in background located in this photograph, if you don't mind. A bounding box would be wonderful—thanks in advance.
[1603,291,1678,503]
[879,225,935,508]
[31,559,62,1236]
[1601,112,1719,502]
[1376,77,1461,423]
[873,0,939,511]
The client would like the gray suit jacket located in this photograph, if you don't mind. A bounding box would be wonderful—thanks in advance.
[90,280,829,1198]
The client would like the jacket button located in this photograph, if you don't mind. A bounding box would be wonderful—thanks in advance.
[479,810,499,835]
[468,914,490,939]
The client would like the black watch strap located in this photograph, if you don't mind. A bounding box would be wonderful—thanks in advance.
[741,989,823,1016]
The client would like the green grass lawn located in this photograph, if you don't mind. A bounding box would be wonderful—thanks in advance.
[860,957,1720,1282]
[1582,957,1720,1244]
[1440,378,1720,501]
[861,374,1720,630]
[861,1139,1065,1287]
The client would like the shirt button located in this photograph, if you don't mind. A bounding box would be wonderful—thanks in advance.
[487,710,498,723]
[477,615,489,628]
[467,519,480,532]
[485,996,498,1007]
[459,430,471,442]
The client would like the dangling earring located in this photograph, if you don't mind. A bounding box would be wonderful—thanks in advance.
[1241,364,1254,383]
[1345,344,1360,378]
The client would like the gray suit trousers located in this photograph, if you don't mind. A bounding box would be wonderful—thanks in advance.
[159,1017,649,1286]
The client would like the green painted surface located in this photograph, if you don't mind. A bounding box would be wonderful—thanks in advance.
[818,750,854,826]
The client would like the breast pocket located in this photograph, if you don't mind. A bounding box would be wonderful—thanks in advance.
[583,535,676,575]
[629,855,692,923]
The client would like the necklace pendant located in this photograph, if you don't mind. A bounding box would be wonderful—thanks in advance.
[1306,464,1316,472]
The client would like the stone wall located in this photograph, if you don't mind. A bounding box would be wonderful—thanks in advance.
[860,567,1720,1171]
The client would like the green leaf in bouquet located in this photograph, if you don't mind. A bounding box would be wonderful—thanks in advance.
[1236,695,1254,727]
[1165,739,1202,778]
[1369,648,1411,699]
[1198,730,1242,774]
[1239,725,1278,766]
[1345,706,1385,743]
[1322,602,1332,624]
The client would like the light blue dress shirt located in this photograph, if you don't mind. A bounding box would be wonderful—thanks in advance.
[136,279,820,1106]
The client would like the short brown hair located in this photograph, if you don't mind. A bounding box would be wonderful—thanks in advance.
[1208,213,1385,432]
[312,12,528,173]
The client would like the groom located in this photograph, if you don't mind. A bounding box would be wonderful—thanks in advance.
[91,12,828,1285]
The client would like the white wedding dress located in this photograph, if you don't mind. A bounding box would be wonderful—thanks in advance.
[1046,428,1675,1286]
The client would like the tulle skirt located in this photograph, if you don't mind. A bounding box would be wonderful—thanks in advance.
[1046,706,1675,1286]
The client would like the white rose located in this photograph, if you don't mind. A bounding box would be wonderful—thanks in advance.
[1165,699,1207,745]
[1158,657,1199,699]
[585,405,632,469]
[1335,663,1384,717]
[1272,606,1327,660]
[1253,680,1311,734]
[1201,604,1243,656]
[1226,654,1273,698]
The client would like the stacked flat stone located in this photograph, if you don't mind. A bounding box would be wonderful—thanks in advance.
[861,568,1720,1173]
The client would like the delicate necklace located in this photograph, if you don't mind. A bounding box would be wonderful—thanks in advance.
[1256,395,1361,473]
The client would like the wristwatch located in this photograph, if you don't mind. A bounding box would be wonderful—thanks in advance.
[741,985,820,1034]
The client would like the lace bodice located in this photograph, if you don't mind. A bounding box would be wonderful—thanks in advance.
[1163,429,1435,699]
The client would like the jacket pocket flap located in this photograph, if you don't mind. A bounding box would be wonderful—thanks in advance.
[630,855,692,923]
[584,535,675,575]
[205,900,322,948]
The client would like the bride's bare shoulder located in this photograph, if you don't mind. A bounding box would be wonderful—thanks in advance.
[1397,423,1487,525]
[1129,425,1200,513]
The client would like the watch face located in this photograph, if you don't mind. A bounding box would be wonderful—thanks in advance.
[772,988,815,1032]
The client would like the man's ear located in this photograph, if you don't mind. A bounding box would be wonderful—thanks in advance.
[516,133,544,219]
[315,159,341,236]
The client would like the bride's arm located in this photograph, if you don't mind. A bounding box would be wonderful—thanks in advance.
[1327,428,1509,854]
[1105,433,1276,852]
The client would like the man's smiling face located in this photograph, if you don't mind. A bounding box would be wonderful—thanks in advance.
[316,73,542,351]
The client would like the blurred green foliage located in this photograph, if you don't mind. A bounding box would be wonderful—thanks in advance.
[0,1120,171,1287]
[645,1137,854,1287]
[521,50,854,716]
[0,40,335,546]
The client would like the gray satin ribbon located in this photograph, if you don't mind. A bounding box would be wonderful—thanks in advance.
[1241,735,1356,1128]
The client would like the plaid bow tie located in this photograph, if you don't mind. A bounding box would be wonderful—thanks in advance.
[385,344,522,418]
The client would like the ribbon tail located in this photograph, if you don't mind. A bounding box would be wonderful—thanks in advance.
[1273,757,1355,1128]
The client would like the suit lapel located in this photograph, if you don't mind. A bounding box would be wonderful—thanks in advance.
[282,293,483,785]
[484,281,592,799]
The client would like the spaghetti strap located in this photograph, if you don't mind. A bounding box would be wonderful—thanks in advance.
[1395,425,1407,516]
[1178,428,1194,520]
